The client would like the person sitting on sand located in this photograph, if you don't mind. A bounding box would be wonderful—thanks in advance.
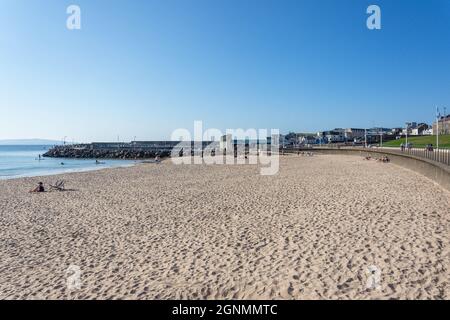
[30,182,45,193]
[376,156,390,163]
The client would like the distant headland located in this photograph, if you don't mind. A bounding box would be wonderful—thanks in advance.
[0,139,64,146]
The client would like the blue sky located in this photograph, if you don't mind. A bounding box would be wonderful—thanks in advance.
[1,0,450,142]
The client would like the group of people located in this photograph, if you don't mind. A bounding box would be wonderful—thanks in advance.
[400,143,413,151]
[297,151,314,157]
[364,155,390,163]
[378,156,390,163]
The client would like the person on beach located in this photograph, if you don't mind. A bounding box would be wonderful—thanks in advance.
[30,182,45,193]
[377,156,390,163]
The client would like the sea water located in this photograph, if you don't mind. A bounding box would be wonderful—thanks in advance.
[0,145,136,180]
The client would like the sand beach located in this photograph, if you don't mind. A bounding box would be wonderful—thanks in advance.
[0,154,448,299]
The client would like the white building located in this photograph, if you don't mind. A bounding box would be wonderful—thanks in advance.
[410,123,429,136]
[317,130,345,143]
[300,135,317,145]
[422,128,433,135]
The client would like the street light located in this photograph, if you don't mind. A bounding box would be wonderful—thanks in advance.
[436,107,440,150]
[380,131,383,148]
[364,129,367,148]
[405,122,411,147]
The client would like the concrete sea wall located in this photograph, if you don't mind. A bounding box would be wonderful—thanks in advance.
[290,147,450,192]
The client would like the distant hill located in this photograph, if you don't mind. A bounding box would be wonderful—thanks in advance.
[0,139,64,146]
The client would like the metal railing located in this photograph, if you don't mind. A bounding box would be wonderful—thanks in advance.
[283,145,450,167]
[391,147,450,166]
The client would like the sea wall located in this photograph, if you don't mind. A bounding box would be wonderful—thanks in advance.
[43,145,172,159]
[289,147,450,192]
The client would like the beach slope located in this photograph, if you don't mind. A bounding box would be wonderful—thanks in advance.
[0,155,448,299]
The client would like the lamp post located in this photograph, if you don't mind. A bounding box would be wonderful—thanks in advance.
[364,129,367,148]
[436,107,440,150]
[405,122,410,147]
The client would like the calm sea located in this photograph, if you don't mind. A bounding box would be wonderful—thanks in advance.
[0,145,136,180]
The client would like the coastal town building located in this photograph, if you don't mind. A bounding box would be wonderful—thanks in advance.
[299,135,318,145]
[317,130,345,143]
[391,128,403,136]
[283,132,301,146]
[422,128,433,135]
[265,120,439,147]
[411,123,430,136]
[433,115,450,135]
[402,122,418,135]
[369,127,392,135]
[344,128,365,140]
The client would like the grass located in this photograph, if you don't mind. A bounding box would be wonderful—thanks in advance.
[383,135,450,149]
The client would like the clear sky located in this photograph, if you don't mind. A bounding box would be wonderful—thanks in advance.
[1,0,450,142]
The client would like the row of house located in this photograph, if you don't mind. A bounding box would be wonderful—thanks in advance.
[91,115,450,149]
[280,117,449,146]
[402,122,432,136]
[281,128,390,145]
